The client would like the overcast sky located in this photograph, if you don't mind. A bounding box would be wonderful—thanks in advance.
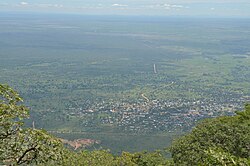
[1,0,250,17]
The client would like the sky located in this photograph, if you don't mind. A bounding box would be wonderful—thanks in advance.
[1,0,250,17]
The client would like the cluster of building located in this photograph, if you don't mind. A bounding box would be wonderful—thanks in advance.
[67,94,248,133]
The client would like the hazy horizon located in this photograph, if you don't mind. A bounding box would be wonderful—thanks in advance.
[1,0,250,18]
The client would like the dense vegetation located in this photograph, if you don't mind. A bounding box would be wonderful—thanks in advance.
[170,104,250,165]
[1,84,249,165]
[0,84,65,165]
[1,14,250,153]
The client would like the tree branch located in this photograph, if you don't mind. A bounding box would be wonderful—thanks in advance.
[17,145,37,165]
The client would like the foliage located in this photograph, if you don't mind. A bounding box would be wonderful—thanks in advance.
[0,84,29,141]
[204,147,250,166]
[170,104,250,165]
[64,150,118,166]
[44,150,173,166]
[0,84,65,165]
[35,149,173,166]
[116,151,174,166]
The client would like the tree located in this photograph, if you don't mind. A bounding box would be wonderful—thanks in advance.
[204,147,250,166]
[170,104,250,165]
[0,84,65,165]
[117,151,173,166]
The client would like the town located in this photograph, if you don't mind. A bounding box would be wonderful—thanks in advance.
[65,93,248,133]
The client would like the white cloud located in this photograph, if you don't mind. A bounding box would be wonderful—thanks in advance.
[171,5,184,8]
[145,3,188,10]
[20,2,28,6]
[210,7,215,10]
[161,0,249,3]
[35,3,63,8]
[112,4,128,7]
